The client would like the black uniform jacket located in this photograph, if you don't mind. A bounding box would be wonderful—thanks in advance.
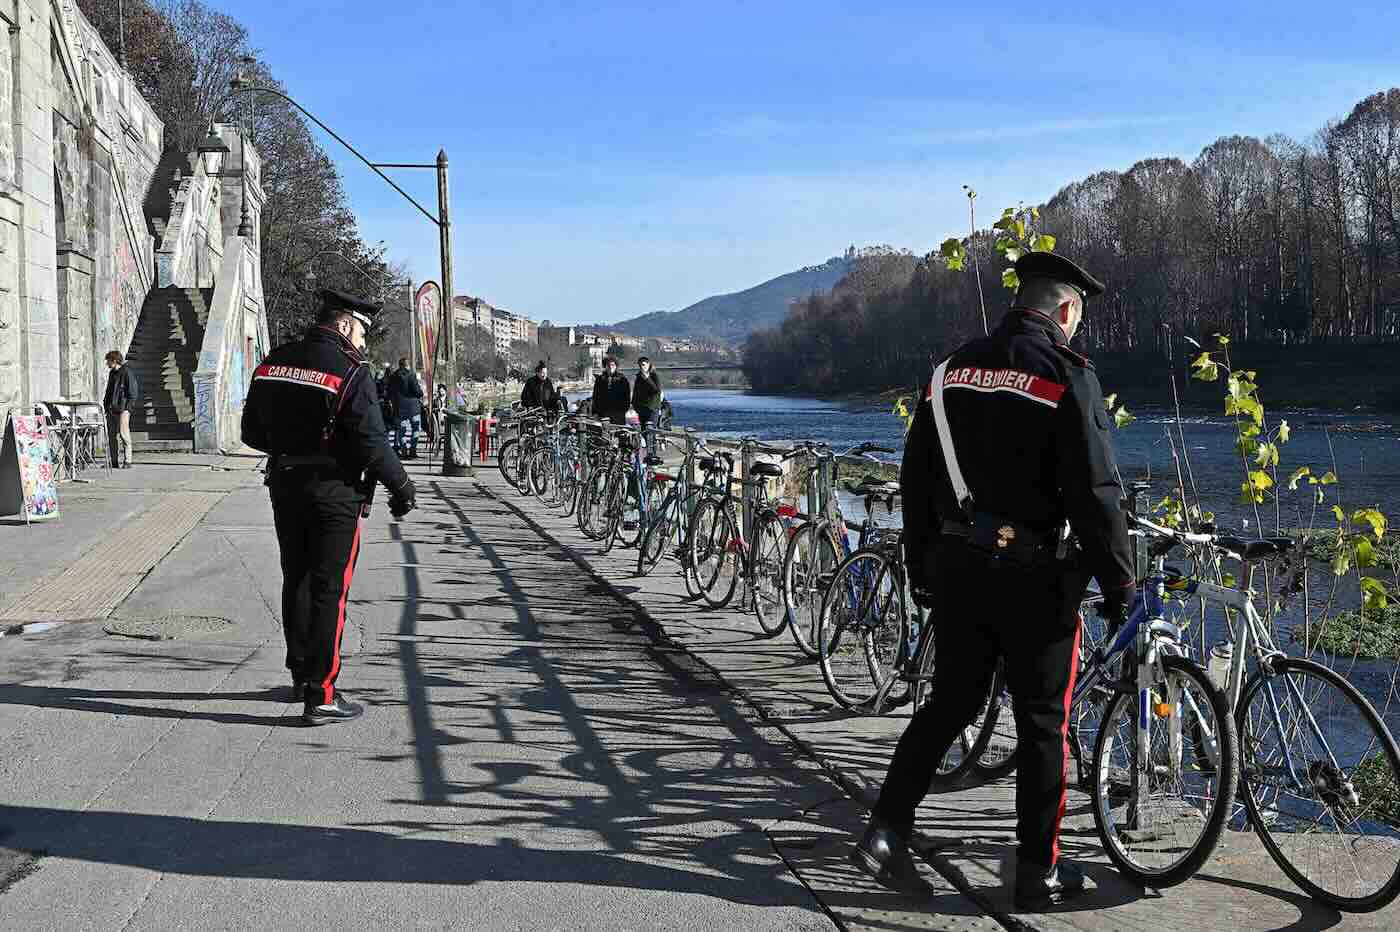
[241,325,410,498]
[632,370,662,412]
[520,375,559,410]
[900,308,1134,608]
[591,372,631,417]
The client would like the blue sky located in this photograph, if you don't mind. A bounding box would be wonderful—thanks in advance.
[236,1,1400,325]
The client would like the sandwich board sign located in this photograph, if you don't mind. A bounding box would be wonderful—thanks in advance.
[0,415,60,523]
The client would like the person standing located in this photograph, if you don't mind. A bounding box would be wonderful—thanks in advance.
[520,361,560,411]
[102,350,139,469]
[387,357,425,459]
[590,357,631,425]
[377,364,396,445]
[631,357,663,429]
[241,289,416,726]
[850,253,1134,910]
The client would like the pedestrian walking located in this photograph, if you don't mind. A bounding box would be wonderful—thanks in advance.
[520,361,560,411]
[241,289,416,726]
[377,363,396,444]
[631,357,663,429]
[102,350,139,468]
[386,357,425,459]
[851,252,1135,909]
[590,357,631,425]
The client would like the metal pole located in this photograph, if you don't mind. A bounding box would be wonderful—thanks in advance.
[407,277,416,374]
[436,150,454,388]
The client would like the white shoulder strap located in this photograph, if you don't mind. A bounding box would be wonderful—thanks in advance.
[930,359,974,518]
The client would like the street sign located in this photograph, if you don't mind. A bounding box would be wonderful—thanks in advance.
[0,415,59,523]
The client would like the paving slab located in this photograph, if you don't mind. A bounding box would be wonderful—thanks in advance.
[495,469,1400,931]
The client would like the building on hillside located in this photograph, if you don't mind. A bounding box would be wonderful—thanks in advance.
[537,324,576,347]
[1,0,266,455]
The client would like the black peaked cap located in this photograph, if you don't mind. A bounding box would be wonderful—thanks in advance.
[1014,251,1105,298]
[319,288,381,326]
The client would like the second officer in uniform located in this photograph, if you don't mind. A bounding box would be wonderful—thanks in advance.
[242,289,417,726]
[851,252,1135,909]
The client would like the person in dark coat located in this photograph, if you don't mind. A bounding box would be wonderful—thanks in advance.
[241,289,415,726]
[851,252,1134,910]
[376,364,395,443]
[590,357,631,425]
[386,357,425,459]
[631,357,663,430]
[102,350,140,468]
[520,361,560,411]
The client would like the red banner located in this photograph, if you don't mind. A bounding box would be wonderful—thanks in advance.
[414,281,441,402]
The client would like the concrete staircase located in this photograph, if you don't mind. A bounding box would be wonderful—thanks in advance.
[126,287,213,452]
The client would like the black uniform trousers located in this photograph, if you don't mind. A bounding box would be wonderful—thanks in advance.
[269,469,364,706]
[874,538,1088,867]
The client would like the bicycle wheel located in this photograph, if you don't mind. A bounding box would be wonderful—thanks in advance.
[689,498,739,608]
[783,521,839,659]
[527,449,558,503]
[972,666,1018,780]
[751,512,790,636]
[1237,657,1400,911]
[911,615,994,786]
[600,467,629,554]
[498,439,522,489]
[579,466,612,540]
[637,489,679,576]
[816,548,903,709]
[559,450,582,516]
[1091,654,1237,887]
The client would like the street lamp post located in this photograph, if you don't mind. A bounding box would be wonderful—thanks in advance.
[225,72,462,474]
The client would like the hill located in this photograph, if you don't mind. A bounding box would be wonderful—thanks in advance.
[610,249,897,344]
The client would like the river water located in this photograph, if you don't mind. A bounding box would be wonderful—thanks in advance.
[667,387,1400,528]
[668,387,1400,745]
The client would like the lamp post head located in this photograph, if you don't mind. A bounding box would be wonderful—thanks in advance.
[197,126,230,155]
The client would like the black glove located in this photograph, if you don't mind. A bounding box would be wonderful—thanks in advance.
[389,478,417,518]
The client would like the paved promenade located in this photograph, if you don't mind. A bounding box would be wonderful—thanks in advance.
[0,457,1395,930]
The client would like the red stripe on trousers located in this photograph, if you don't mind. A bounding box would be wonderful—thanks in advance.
[1051,619,1083,865]
[322,519,363,705]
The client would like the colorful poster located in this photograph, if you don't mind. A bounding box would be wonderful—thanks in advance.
[415,281,441,403]
[0,415,59,522]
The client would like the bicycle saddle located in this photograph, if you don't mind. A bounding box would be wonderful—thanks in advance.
[1216,536,1294,561]
[644,454,665,467]
[749,462,784,479]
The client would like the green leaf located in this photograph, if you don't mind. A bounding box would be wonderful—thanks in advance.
[1030,206,1040,220]
[1248,470,1274,491]
[1113,405,1135,428]
[992,216,1015,232]
[1001,268,1020,290]
[1003,246,1024,263]
[1320,471,1338,485]
[1331,548,1352,576]
[1216,333,1231,347]
[1332,504,1346,523]
[1190,352,1220,382]
[1032,233,1056,252]
[1222,573,1238,588]
[1361,576,1390,612]
[1352,507,1387,541]
[1287,466,1311,491]
[1254,441,1279,468]
[1239,423,1261,439]
[1278,420,1290,443]
[1103,392,1117,411]
[1014,218,1027,240]
[1356,536,1378,568]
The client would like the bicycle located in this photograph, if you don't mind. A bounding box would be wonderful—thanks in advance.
[1115,512,1400,909]
[686,440,800,633]
[636,433,728,595]
[813,521,985,783]
[781,441,898,658]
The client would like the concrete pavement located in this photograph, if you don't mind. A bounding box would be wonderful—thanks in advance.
[0,456,951,930]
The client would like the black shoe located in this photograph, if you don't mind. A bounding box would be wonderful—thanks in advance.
[287,675,307,703]
[1014,858,1086,911]
[849,817,930,896]
[302,692,364,726]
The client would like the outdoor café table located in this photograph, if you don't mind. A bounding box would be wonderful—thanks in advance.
[40,401,109,481]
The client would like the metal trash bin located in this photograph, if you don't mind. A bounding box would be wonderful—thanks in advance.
[440,410,474,477]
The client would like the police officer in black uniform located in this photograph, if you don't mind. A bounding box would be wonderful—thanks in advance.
[242,289,417,726]
[851,252,1135,909]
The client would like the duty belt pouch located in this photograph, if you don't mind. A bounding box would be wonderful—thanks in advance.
[964,513,1050,568]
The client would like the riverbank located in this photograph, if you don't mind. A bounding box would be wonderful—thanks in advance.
[743,341,1400,411]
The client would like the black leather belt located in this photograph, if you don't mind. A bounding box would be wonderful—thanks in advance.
[277,455,339,468]
[940,515,1059,566]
